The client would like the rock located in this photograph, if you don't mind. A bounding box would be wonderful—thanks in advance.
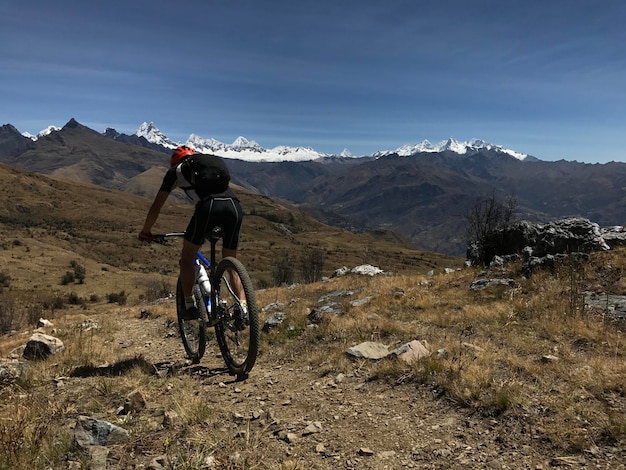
[331,266,350,277]
[318,289,362,303]
[467,217,611,269]
[263,312,286,332]
[37,318,53,328]
[391,340,431,364]
[351,265,385,276]
[123,389,146,414]
[0,361,27,384]
[277,430,298,443]
[584,292,626,321]
[23,333,64,360]
[302,421,323,435]
[307,309,324,324]
[88,446,109,470]
[346,342,390,360]
[262,302,285,313]
[470,278,516,291]
[541,355,559,363]
[332,265,386,277]
[350,296,372,307]
[81,319,100,331]
[600,226,626,248]
[74,416,130,448]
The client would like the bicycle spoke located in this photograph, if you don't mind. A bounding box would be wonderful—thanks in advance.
[214,257,259,377]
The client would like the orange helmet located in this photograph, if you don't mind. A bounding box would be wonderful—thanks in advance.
[170,145,195,167]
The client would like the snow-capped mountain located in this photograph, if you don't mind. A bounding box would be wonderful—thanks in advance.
[22,125,61,141]
[373,137,529,161]
[22,120,531,162]
[136,122,329,162]
[135,122,179,149]
[134,122,530,162]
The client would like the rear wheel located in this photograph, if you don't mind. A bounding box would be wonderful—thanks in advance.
[176,278,207,363]
[214,257,259,377]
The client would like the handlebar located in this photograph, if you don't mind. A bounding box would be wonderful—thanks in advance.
[152,232,185,244]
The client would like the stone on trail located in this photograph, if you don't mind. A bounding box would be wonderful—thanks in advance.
[346,341,390,360]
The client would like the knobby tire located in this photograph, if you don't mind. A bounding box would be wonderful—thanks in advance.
[214,257,259,377]
[176,277,207,363]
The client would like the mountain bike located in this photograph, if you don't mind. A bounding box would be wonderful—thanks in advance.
[154,228,259,377]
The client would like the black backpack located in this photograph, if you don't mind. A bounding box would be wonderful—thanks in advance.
[179,154,230,198]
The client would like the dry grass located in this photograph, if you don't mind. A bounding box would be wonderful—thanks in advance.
[0,164,625,467]
[1,247,625,467]
[255,251,626,451]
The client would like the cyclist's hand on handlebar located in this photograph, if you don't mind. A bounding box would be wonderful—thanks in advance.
[138,231,155,243]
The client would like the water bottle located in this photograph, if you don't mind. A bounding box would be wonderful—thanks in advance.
[195,263,212,313]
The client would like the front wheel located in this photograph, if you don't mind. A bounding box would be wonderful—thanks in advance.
[214,257,259,377]
[176,278,207,363]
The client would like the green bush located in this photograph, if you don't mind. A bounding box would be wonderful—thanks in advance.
[70,260,86,284]
[61,261,86,285]
[106,291,127,305]
[60,271,75,285]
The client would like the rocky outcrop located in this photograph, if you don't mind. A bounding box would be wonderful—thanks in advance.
[467,217,614,272]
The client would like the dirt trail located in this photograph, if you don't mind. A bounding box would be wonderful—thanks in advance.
[73,306,623,470]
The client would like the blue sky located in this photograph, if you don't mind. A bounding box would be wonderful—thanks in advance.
[2,0,625,162]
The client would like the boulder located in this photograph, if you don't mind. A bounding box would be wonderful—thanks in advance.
[467,217,610,270]
[23,333,65,360]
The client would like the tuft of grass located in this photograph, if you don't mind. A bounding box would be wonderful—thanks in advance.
[255,250,626,451]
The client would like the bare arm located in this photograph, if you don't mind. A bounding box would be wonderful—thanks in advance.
[141,190,170,234]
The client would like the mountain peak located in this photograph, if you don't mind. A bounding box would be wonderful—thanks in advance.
[374,138,530,161]
[63,118,80,129]
[135,122,178,149]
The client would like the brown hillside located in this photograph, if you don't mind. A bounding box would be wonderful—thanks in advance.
[0,162,460,298]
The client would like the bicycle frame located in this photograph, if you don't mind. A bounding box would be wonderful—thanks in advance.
[158,228,226,324]
[197,229,221,325]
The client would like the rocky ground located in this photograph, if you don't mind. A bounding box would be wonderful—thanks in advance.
[40,301,622,470]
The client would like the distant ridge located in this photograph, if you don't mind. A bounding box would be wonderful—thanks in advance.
[3,118,625,257]
[15,119,538,163]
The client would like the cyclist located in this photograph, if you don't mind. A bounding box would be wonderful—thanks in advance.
[138,145,243,320]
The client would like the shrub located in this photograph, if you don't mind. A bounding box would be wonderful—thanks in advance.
[60,271,75,285]
[143,278,173,302]
[106,291,127,305]
[271,252,295,286]
[299,247,325,283]
[61,261,86,285]
[66,292,83,306]
[70,260,86,284]
[464,192,517,265]
[0,301,16,334]
[0,272,11,292]
[43,296,65,313]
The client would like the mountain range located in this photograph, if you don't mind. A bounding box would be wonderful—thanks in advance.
[1,118,625,256]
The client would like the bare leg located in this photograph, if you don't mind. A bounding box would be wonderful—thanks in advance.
[180,239,201,298]
[222,247,245,301]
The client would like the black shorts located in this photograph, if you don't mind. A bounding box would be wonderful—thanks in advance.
[184,196,243,249]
